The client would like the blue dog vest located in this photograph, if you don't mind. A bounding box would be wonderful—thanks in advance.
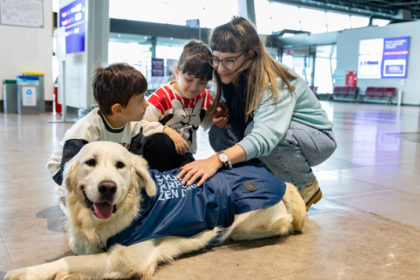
[107,164,286,248]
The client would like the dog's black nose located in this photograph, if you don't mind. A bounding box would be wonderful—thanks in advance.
[98,181,117,197]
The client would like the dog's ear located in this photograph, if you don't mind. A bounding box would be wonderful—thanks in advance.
[62,157,78,192]
[132,155,157,197]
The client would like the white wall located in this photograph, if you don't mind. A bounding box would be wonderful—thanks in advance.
[0,0,53,101]
[336,21,420,105]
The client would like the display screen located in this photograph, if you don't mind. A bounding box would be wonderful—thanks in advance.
[358,36,410,79]
[59,0,85,54]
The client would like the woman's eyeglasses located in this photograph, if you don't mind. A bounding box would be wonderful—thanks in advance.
[207,52,245,70]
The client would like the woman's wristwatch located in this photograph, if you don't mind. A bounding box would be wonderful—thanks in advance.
[217,150,232,169]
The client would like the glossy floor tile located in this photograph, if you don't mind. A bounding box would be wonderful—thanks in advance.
[1,102,420,279]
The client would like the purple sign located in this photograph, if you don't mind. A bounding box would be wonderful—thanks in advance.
[152,58,164,77]
[381,37,410,78]
[59,0,86,54]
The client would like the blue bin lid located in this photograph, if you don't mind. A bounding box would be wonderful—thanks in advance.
[17,75,39,80]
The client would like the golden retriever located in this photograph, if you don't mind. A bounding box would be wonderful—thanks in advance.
[6,142,306,280]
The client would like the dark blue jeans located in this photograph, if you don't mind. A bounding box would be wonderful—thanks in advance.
[209,120,337,190]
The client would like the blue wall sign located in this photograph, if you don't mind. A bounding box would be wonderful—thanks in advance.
[59,0,86,54]
[152,58,164,77]
[358,36,410,79]
[186,19,200,29]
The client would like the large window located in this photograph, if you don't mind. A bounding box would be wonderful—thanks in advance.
[351,16,370,28]
[255,0,376,35]
[314,45,336,94]
[372,19,390,27]
[326,12,350,32]
[300,8,327,34]
[270,3,300,33]
[108,41,152,80]
[282,46,314,85]
[109,0,238,29]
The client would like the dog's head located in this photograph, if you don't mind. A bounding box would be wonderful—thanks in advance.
[63,141,156,221]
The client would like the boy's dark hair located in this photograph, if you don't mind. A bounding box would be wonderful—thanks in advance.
[177,41,213,81]
[92,63,147,115]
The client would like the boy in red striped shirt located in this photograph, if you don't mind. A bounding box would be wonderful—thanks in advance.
[142,41,214,172]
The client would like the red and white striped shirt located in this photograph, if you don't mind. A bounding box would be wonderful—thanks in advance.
[142,82,213,154]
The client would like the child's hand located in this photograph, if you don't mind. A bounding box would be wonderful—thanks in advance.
[163,127,189,155]
[213,102,229,129]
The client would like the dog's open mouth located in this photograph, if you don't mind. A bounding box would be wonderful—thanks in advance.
[83,191,116,220]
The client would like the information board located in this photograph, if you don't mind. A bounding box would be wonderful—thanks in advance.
[0,0,44,28]
[59,0,85,54]
[152,58,164,77]
[358,37,410,79]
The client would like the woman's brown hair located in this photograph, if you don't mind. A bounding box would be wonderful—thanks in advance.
[208,17,297,122]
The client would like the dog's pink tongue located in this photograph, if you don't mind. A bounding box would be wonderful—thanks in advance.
[93,203,114,219]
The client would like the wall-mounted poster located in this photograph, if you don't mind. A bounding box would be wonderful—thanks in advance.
[345,71,357,87]
[358,37,410,79]
[0,0,44,28]
[152,58,164,77]
[59,0,86,54]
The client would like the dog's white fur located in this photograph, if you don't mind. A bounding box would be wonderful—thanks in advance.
[6,142,306,280]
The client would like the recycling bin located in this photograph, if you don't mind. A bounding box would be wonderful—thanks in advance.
[23,72,45,112]
[17,75,40,115]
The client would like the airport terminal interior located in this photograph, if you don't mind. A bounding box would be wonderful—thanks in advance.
[1,0,420,279]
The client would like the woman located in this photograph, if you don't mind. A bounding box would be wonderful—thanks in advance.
[177,17,336,211]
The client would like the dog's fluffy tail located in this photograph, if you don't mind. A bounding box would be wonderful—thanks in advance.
[282,183,307,232]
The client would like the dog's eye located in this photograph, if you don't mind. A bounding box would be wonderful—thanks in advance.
[116,161,125,169]
[85,159,96,167]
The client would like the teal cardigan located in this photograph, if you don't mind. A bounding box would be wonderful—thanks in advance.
[236,68,333,160]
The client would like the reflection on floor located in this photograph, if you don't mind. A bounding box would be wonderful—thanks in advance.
[1,102,420,279]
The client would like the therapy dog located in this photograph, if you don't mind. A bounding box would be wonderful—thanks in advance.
[6,142,306,280]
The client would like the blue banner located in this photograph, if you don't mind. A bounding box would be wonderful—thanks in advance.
[186,19,200,29]
[381,37,410,78]
[152,58,164,77]
[358,36,410,79]
[59,0,86,54]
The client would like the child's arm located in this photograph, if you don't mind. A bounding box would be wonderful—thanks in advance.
[47,137,89,185]
[46,117,99,185]
[163,127,189,155]
[142,105,166,136]
[142,106,189,155]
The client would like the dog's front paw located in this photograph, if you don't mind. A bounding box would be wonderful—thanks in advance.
[5,268,36,280]
[5,262,67,280]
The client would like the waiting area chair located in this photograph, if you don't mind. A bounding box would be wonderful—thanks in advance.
[333,86,358,103]
[360,87,396,105]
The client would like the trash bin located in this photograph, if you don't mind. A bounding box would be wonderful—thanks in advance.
[3,80,17,114]
[16,75,40,115]
[23,72,45,113]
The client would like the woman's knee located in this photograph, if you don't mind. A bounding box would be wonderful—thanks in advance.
[209,125,229,151]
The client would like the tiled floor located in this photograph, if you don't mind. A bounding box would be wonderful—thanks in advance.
[1,102,420,279]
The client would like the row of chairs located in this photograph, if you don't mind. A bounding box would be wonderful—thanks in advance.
[333,86,396,105]
[333,86,359,103]
[361,87,396,105]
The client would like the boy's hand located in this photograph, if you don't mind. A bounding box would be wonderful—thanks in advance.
[163,127,189,155]
[213,102,229,129]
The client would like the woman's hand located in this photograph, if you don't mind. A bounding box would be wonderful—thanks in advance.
[176,155,223,187]
[213,102,229,129]
[163,127,189,155]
